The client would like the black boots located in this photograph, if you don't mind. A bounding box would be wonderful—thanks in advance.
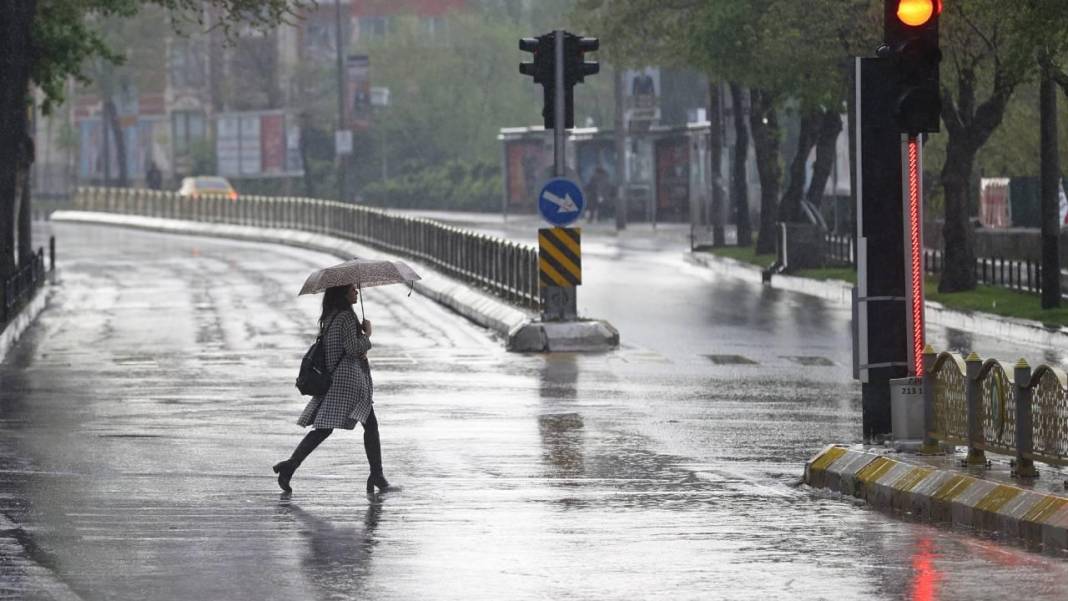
[273,460,296,493]
[275,428,333,493]
[366,472,392,494]
[363,414,394,493]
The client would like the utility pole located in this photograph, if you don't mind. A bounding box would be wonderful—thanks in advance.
[334,0,347,203]
[614,68,627,231]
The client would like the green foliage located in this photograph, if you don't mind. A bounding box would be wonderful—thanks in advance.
[30,0,306,113]
[362,160,502,212]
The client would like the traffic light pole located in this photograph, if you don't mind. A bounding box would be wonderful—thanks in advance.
[553,30,566,178]
[543,29,577,321]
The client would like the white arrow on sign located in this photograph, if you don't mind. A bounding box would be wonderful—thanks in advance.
[542,190,579,213]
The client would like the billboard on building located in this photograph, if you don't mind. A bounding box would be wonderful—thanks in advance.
[78,116,166,181]
[624,67,660,130]
[216,111,304,178]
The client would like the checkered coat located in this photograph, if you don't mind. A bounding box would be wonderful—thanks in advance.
[297,310,373,429]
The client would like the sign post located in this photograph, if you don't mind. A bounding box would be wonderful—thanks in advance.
[519,29,599,322]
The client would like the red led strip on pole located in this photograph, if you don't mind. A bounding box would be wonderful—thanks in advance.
[908,137,925,376]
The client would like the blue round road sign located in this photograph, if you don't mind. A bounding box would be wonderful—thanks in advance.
[538,178,585,227]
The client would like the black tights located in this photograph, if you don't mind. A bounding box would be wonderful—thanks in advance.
[289,409,382,475]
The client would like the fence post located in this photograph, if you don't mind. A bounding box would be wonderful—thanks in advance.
[1013,358,1038,478]
[921,345,940,454]
[965,352,986,466]
[49,236,55,272]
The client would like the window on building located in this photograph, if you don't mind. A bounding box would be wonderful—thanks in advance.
[172,111,205,157]
[170,40,205,88]
[359,16,390,39]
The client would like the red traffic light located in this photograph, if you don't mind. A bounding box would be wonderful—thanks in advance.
[897,0,941,27]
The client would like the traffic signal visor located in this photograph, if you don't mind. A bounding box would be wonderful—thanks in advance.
[896,0,941,27]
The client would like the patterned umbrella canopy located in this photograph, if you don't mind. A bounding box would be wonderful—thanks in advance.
[298,258,422,296]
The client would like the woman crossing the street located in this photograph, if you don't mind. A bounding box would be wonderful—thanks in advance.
[274,283,394,495]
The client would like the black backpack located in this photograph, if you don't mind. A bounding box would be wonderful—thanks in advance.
[295,313,344,396]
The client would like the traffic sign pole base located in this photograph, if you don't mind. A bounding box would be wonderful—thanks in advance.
[541,285,577,321]
[507,318,619,353]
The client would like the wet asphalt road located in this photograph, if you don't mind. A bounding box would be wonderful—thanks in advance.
[1,221,1066,601]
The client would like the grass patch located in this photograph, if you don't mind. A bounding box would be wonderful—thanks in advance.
[708,245,775,268]
[926,279,1068,327]
[794,266,857,284]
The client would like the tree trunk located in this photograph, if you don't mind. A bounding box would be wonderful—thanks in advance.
[939,137,978,292]
[805,109,843,211]
[1040,54,1061,308]
[103,97,128,187]
[729,83,752,247]
[708,79,724,246]
[0,1,36,282]
[750,89,782,255]
[779,110,818,223]
[939,64,1018,293]
[17,134,33,264]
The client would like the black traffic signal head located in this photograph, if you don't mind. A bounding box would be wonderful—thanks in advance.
[564,35,599,85]
[519,34,554,84]
[885,0,942,135]
[520,31,600,130]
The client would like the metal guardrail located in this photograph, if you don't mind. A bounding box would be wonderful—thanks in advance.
[924,249,1059,296]
[74,187,541,310]
[924,347,1068,477]
[824,233,854,266]
[1,245,49,326]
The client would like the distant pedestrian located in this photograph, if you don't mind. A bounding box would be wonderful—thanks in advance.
[274,284,394,495]
[145,160,162,191]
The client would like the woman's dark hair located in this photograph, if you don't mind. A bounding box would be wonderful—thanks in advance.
[319,285,355,331]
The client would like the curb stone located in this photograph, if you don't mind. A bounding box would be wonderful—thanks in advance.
[50,211,619,352]
[0,285,51,364]
[805,445,1068,553]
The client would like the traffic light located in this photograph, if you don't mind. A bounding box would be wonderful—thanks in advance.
[564,35,599,86]
[885,0,942,135]
[519,31,599,130]
[520,34,556,128]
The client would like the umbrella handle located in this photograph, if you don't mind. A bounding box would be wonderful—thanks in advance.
[358,279,366,325]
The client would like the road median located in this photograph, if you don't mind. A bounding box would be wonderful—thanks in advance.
[805,445,1068,554]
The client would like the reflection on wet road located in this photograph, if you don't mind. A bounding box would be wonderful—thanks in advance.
[0,222,1065,600]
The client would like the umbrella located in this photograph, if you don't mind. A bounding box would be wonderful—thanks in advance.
[299,258,422,321]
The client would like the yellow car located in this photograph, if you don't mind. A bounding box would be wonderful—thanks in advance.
[178,176,238,201]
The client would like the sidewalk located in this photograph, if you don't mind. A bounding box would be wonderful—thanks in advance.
[688,250,1068,351]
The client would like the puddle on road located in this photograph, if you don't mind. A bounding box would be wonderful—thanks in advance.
[702,354,759,365]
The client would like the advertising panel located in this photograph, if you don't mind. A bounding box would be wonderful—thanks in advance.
[624,67,660,130]
[505,138,553,211]
[655,136,690,222]
[216,111,304,178]
[260,113,286,174]
[239,114,261,175]
[217,115,241,176]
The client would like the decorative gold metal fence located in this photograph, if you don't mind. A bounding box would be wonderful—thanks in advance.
[924,348,1068,476]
